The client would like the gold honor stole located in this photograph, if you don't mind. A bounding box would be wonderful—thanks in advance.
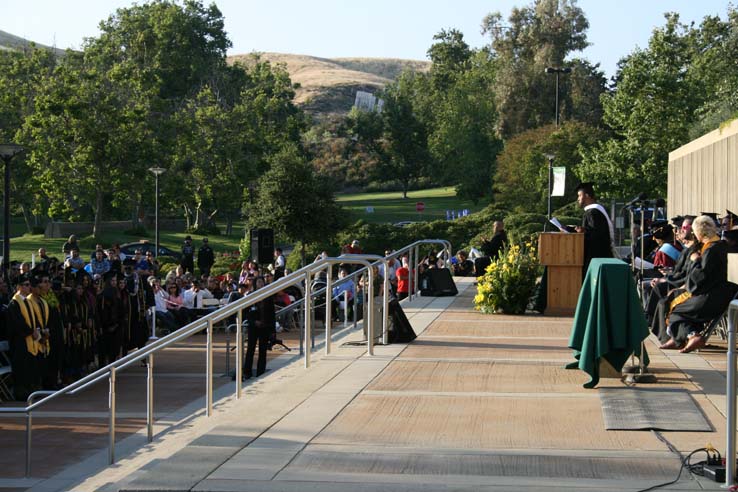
[668,239,719,320]
[12,293,50,356]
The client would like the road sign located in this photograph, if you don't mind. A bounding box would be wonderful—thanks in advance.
[416,202,425,212]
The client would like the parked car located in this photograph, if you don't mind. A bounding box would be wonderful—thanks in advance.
[393,221,418,228]
[119,241,181,260]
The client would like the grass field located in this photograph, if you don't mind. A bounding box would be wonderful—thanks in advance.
[336,186,485,224]
[3,187,479,262]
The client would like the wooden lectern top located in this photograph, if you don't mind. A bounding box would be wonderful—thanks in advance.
[538,232,584,266]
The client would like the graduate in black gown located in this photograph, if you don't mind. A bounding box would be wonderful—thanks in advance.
[575,182,614,278]
[6,275,42,400]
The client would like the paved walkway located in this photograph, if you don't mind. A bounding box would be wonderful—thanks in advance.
[3,277,733,491]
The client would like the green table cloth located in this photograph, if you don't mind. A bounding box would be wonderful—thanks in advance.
[567,258,649,388]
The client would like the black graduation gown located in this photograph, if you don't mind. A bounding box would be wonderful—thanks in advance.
[6,298,41,400]
[670,240,736,342]
[581,206,613,278]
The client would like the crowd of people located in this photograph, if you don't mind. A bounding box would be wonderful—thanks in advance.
[636,212,738,353]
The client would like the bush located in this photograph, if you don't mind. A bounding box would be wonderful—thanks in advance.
[158,262,178,276]
[210,251,242,277]
[474,242,540,315]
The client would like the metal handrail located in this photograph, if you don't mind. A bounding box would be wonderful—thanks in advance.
[1,238,451,477]
[724,300,738,486]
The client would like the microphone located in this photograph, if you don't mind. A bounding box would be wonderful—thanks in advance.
[624,192,647,209]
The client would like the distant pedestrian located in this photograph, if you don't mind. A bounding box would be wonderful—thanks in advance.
[197,238,215,276]
[181,236,195,273]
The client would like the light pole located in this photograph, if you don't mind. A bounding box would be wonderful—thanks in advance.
[148,167,166,259]
[0,143,24,281]
[544,153,555,231]
[544,66,572,127]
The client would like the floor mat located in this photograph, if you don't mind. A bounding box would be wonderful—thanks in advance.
[600,387,712,431]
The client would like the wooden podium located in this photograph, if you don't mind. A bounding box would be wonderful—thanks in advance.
[538,232,584,316]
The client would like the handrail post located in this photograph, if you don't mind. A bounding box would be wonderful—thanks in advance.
[367,266,374,356]
[383,260,389,345]
[147,353,154,442]
[236,308,243,398]
[726,301,738,486]
[109,367,116,464]
[408,247,413,302]
[413,245,420,297]
[325,265,333,354]
[149,306,158,341]
[206,319,213,416]
[343,290,349,326]
[25,410,31,477]
[304,271,312,368]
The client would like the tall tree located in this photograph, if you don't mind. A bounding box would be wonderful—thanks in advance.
[482,0,602,138]
[577,14,697,199]
[245,144,346,266]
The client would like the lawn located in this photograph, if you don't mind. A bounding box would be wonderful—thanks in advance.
[3,187,482,262]
[336,186,485,224]
[6,227,245,264]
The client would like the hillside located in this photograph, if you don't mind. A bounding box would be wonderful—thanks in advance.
[228,52,430,117]
[0,29,67,56]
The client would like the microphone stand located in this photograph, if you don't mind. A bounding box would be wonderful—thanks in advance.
[626,199,656,384]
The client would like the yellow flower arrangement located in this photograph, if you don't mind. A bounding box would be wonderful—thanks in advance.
[474,241,541,314]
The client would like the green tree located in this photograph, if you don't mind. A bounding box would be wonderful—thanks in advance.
[482,0,603,137]
[578,14,697,198]
[244,144,347,266]
[494,122,606,211]
[379,74,432,198]
[428,52,503,203]
[426,28,472,92]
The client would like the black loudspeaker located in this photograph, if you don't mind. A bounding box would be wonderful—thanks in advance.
[420,268,458,297]
[388,299,416,343]
[250,228,274,265]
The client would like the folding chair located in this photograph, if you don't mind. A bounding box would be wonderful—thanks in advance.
[700,282,738,342]
[0,341,14,402]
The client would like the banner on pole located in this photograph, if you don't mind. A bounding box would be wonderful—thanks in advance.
[552,167,566,197]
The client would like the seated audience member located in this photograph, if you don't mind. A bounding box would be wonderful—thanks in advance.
[87,249,112,276]
[481,220,508,259]
[452,250,474,277]
[647,224,698,334]
[331,267,355,319]
[651,222,682,271]
[148,277,178,334]
[660,215,736,353]
[165,283,189,327]
[62,235,80,256]
[64,249,85,272]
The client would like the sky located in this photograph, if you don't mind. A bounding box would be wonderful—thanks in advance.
[3,0,733,79]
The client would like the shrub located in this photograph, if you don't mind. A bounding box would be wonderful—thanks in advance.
[210,251,242,276]
[158,262,178,276]
[474,241,540,315]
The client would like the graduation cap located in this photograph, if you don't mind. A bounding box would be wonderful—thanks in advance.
[650,221,673,240]
[701,212,719,224]
[16,273,31,286]
[670,215,685,228]
[723,210,738,229]
[683,214,697,222]
[575,182,595,198]
[723,229,738,243]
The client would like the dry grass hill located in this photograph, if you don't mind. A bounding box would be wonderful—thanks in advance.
[0,29,66,56]
[229,52,430,117]
[0,30,429,118]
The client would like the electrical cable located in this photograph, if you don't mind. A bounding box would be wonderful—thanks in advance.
[636,431,721,492]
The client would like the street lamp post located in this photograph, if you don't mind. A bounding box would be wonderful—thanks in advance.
[148,167,166,259]
[544,67,572,127]
[0,143,24,281]
[544,153,555,231]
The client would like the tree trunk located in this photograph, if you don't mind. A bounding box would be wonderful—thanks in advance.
[402,179,409,199]
[92,188,104,238]
[225,212,233,236]
[20,204,33,233]
[183,204,192,231]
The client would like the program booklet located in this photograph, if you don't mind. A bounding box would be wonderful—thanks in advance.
[549,217,576,233]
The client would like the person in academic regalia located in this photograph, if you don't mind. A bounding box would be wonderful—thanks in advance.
[97,271,123,367]
[575,182,614,279]
[660,215,736,353]
[122,259,148,355]
[6,275,42,400]
[36,271,64,390]
[27,275,51,392]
